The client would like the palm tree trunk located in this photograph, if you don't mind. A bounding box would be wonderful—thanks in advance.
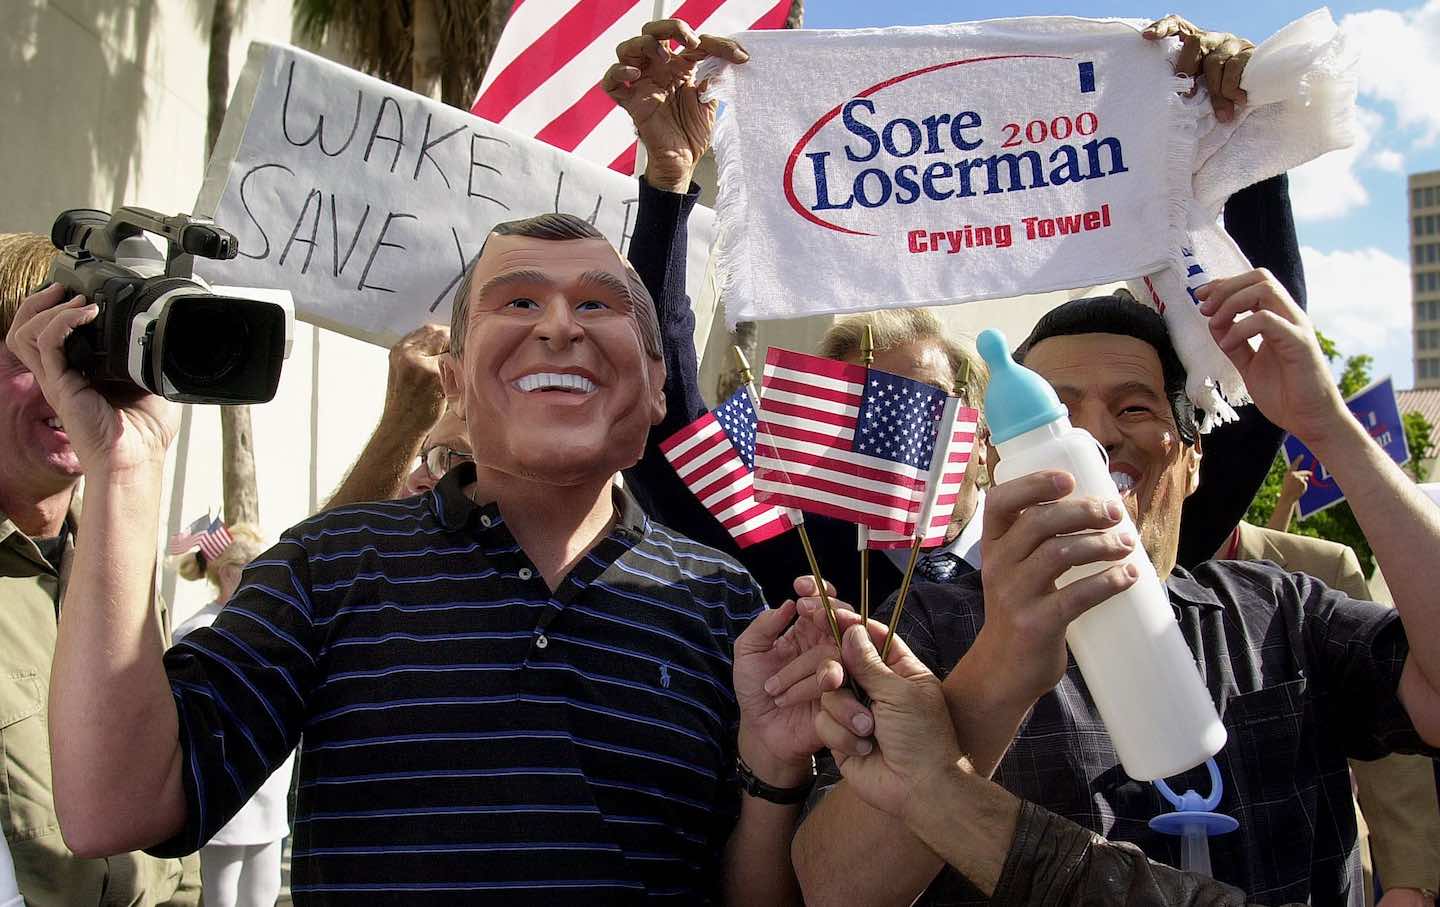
[207,0,261,526]
[412,0,443,101]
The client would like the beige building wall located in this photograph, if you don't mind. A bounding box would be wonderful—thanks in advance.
[1411,170,1440,389]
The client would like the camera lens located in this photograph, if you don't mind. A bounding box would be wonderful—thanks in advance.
[162,301,251,388]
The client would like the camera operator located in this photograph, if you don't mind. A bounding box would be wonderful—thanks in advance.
[0,247,199,904]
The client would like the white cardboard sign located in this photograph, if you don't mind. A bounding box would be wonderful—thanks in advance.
[195,42,715,347]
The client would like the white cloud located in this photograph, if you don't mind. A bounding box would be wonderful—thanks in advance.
[1286,2,1440,221]
[1299,245,1414,387]
[1371,149,1406,172]
[1288,118,1372,221]
[1340,1,1440,145]
[1288,107,1386,221]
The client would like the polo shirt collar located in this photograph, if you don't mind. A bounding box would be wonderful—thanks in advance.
[1165,564,1226,613]
[431,463,647,537]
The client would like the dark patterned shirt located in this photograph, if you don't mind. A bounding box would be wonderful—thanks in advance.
[813,560,1433,907]
[149,464,765,904]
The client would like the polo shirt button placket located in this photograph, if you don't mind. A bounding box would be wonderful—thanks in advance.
[518,567,533,581]
[535,633,549,650]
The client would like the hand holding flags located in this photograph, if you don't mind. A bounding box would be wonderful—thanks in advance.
[662,345,980,662]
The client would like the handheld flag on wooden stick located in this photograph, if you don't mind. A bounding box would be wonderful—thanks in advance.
[862,404,981,549]
[753,348,948,535]
[731,345,846,656]
[881,398,982,659]
[858,324,875,624]
[660,388,798,548]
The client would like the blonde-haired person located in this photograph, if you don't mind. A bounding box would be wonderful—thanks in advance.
[0,233,52,328]
[172,522,293,907]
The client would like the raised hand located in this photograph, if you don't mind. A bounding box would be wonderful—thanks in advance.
[969,470,1139,706]
[383,323,449,433]
[5,283,178,475]
[1143,14,1255,123]
[1196,269,1348,449]
[602,18,749,192]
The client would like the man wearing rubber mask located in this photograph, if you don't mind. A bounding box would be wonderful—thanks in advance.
[14,212,833,903]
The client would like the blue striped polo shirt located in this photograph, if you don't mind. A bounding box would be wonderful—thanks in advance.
[149,464,766,903]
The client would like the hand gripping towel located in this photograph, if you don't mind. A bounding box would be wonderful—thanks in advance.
[700,11,1356,429]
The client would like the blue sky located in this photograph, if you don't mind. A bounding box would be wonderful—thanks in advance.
[806,2,1440,387]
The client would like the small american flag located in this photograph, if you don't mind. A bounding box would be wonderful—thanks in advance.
[862,399,981,549]
[754,348,948,535]
[196,517,235,562]
[661,388,797,548]
[167,513,213,556]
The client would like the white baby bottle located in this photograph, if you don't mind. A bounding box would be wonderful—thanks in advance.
[977,328,1225,781]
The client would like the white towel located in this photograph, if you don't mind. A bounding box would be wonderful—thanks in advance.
[700,16,1191,324]
[1133,9,1357,425]
[702,10,1356,429]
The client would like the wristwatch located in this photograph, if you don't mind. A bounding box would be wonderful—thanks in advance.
[736,755,816,805]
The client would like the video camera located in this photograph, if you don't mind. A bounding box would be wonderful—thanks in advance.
[48,207,290,404]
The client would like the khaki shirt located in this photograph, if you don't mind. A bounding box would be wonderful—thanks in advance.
[0,505,199,906]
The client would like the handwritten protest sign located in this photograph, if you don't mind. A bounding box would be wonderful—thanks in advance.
[195,43,716,347]
[1282,377,1410,519]
[700,18,1189,325]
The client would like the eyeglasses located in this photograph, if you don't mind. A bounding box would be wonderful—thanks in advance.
[422,445,473,478]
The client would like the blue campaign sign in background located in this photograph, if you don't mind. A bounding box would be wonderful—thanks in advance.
[1282,377,1410,520]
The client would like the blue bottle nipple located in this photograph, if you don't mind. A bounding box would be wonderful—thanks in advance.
[976,328,1068,445]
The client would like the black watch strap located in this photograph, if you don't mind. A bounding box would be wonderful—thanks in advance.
[736,755,815,805]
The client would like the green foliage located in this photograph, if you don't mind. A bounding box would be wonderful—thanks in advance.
[1337,354,1374,399]
[1244,452,1287,527]
[1245,340,1439,571]
[1404,410,1436,481]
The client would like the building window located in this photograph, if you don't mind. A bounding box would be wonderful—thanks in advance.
[1429,186,1439,208]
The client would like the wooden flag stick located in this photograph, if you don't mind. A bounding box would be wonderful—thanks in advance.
[797,522,846,651]
[881,535,926,660]
[742,344,859,696]
[858,325,875,625]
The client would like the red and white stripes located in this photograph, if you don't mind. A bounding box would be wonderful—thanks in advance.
[472,0,794,173]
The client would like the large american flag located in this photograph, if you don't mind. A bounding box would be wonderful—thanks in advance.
[862,399,981,550]
[661,387,798,548]
[754,348,949,535]
[471,0,797,174]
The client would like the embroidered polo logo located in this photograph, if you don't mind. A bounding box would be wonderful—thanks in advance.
[659,663,672,689]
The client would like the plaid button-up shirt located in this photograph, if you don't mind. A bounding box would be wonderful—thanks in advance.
[812,559,1434,907]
